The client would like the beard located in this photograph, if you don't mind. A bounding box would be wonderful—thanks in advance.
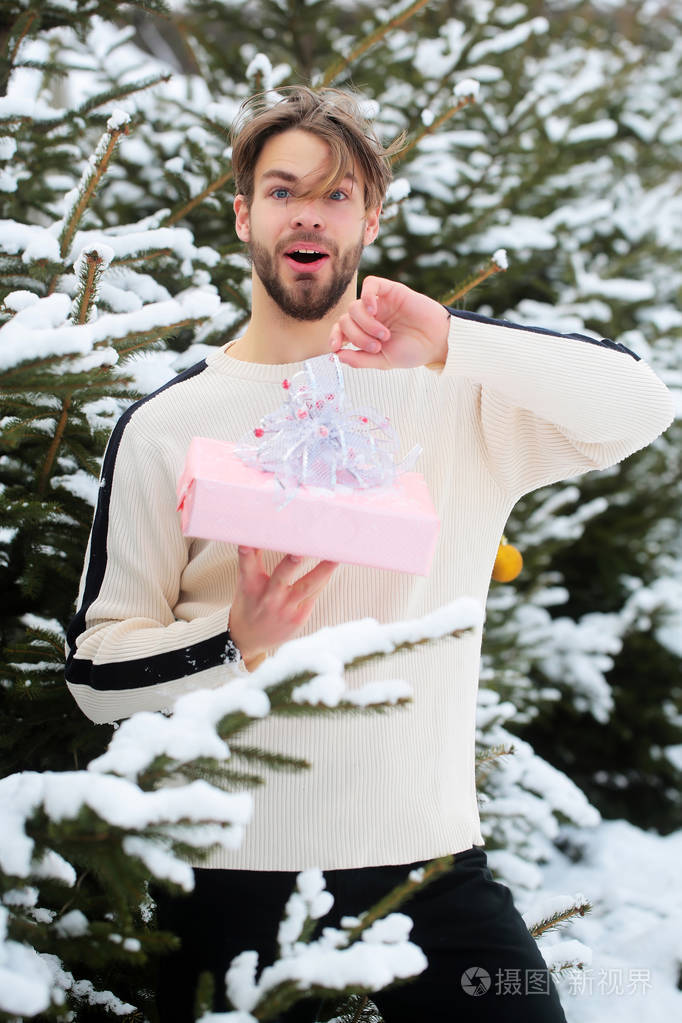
[248,232,365,321]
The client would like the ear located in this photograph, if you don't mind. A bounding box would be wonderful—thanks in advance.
[234,194,251,243]
[363,203,381,246]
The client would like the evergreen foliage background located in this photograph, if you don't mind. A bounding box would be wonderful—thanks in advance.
[0,0,680,1019]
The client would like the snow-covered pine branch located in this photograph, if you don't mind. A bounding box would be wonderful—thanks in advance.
[0,290,221,376]
[523,892,592,940]
[0,771,250,1019]
[0,601,480,1020]
[207,863,454,1021]
[89,598,484,785]
[56,110,132,263]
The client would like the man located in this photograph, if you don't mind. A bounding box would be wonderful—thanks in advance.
[65,88,673,1021]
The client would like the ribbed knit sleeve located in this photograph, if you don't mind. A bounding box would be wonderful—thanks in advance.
[65,368,242,725]
[443,309,674,497]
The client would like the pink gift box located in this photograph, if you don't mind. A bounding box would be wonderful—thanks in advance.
[177,437,440,576]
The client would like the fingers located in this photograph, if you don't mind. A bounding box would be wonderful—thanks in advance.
[330,277,395,356]
[231,551,338,660]
[290,559,338,602]
[269,552,305,588]
[237,546,265,585]
[360,274,394,317]
[335,347,387,370]
[330,301,390,355]
[239,548,337,609]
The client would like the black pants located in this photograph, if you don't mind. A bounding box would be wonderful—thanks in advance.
[154,847,567,1022]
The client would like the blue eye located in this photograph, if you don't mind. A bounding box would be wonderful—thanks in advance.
[329,189,347,200]
[272,188,290,199]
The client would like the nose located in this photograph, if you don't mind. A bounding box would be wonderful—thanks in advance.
[290,197,325,231]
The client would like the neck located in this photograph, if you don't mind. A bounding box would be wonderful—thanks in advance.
[228,272,357,365]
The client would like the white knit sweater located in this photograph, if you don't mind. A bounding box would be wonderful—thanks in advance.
[65,310,673,870]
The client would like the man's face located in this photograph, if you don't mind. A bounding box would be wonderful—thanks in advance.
[234,129,380,321]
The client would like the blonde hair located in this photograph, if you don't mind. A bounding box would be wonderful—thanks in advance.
[230,86,405,210]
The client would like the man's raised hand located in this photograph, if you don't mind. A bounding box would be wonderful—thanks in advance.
[228,547,338,671]
[329,276,450,370]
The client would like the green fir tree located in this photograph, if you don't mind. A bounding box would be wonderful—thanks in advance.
[1,0,680,1019]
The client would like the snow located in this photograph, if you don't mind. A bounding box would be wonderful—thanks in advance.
[0,220,61,263]
[492,247,508,269]
[222,865,427,1016]
[68,226,220,268]
[468,17,549,63]
[291,676,412,707]
[73,243,115,277]
[413,39,456,79]
[121,836,194,891]
[542,939,593,971]
[106,109,130,132]
[0,167,17,192]
[522,892,591,933]
[0,136,17,160]
[55,910,89,938]
[253,599,483,694]
[90,600,482,782]
[566,119,618,144]
[278,869,335,953]
[468,216,558,252]
[0,917,53,1016]
[246,53,272,82]
[0,771,252,880]
[19,614,64,635]
[31,850,75,886]
[88,681,268,780]
[2,290,40,312]
[385,177,410,203]
[362,914,413,945]
[0,96,65,123]
[534,820,682,1020]
[45,959,136,1017]
[0,289,220,373]
[571,254,656,302]
[454,77,481,100]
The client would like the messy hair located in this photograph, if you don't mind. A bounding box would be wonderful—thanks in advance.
[230,86,405,210]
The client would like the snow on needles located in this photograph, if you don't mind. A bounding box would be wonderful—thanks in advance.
[492,247,509,270]
[454,77,481,100]
[91,598,483,782]
[0,290,220,372]
[224,921,426,1015]
[0,771,251,884]
[221,869,426,1016]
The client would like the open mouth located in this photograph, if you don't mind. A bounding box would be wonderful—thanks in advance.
[284,247,330,272]
[289,250,327,264]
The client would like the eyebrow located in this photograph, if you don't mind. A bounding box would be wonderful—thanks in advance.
[260,169,356,186]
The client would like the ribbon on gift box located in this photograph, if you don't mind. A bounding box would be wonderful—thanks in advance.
[234,353,421,498]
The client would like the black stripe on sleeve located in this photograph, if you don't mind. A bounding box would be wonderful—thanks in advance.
[65,358,239,692]
[66,632,240,691]
[446,306,640,361]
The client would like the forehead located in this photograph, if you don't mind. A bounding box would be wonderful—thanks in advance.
[254,128,357,188]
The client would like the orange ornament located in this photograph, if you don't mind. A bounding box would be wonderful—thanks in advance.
[491,536,523,582]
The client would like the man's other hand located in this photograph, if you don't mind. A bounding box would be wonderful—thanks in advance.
[228,548,338,671]
[329,276,450,370]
